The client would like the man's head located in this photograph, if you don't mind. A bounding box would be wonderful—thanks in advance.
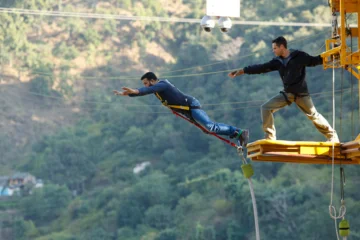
[272,36,287,57]
[141,72,158,87]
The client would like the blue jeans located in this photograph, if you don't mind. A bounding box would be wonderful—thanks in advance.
[189,98,239,136]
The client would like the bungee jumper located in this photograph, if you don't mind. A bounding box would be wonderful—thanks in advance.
[229,36,340,143]
[113,72,249,147]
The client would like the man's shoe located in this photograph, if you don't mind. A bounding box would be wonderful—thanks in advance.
[326,134,340,143]
[230,130,239,139]
[238,129,249,147]
[265,137,276,141]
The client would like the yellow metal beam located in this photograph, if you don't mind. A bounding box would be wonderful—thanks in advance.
[322,0,360,114]
[341,139,360,159]
[346,66,360,81]
[329,0,360,13]
[322,45,341,56]
[250,154,357,165]
[356,134,360,141]
[346,52,360,64]
[247,140,360,164]
[347,28,358,38]
[358,1,360,49]
[340,0,347,65]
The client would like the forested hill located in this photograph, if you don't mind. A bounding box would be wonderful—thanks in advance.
[0,0,359,239]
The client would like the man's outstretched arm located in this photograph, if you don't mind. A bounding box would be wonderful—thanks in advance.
[228,59,279,78]
[301,51,323,67]
[113,87,139,96]
[113,81,168,97]
[228,69,245,78]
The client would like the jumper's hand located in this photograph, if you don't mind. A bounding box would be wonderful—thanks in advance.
[113,90,122,96]
[122,87,139,95]
[113,87,139,96]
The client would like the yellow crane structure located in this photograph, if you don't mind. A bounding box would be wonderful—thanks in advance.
[247,0,360,164]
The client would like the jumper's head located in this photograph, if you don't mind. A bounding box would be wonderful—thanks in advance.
[272,36,287,57]
[141,72,158,87]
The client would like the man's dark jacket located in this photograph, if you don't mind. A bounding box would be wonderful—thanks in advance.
[243,50,323,94]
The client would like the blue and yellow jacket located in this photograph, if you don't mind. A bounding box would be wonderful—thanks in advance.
[130,79,196,111]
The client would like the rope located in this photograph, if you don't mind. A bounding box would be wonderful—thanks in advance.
[1,28,330,80]
[339,68,343,140]
[350,34,355,139]
[174,107,260,240]
[340,167,345,201]
[237,148,260,240]
[172,108,259,240]
[247,178,259,240]
[327,13,356,239]
[329,57,346,240]
[0,7,335,27]
[2,85,354,119]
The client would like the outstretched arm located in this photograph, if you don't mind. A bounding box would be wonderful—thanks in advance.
[113,87,139,96]
[134,82,168,96]
[228,59,279,78]
[228,69,245,78]
[113,81,168,97]
[301,52,323,67]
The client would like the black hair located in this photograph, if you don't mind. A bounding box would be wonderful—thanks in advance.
[272,36,287,49]
[141,72,158,81]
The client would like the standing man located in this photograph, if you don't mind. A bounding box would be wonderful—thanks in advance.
[113,72,249,146]
[228,36,339,142]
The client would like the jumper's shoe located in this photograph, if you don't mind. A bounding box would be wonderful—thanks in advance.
[239,129,249,147]
[231,129,249,147]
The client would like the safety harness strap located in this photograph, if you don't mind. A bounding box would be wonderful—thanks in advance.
[280,91,309,105]
[155,92,199,111]
[153,93,236,147]
[280,91,292,105]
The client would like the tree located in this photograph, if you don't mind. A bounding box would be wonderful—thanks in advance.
[12,218,38,240]
[52,42,80,60]
[145,205,174,230]
[155,229,177,240]
[20,184,72,224]
[34,132,97,193]
[29,63,60,101]
[79,227,114,240]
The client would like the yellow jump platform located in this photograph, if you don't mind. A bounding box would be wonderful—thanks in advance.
[341,138,360,159]
[247,139,360,164]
